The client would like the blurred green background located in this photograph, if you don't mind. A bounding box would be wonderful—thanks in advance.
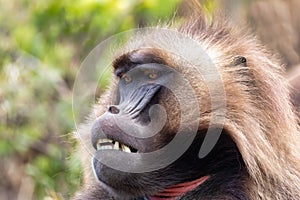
[0,0,183,199]
[1,0,299,199]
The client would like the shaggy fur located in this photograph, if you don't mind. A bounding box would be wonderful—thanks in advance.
[73,11,300,200]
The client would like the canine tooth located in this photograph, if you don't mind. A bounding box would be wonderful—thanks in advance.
[121,144,131,153]
[114,141,120,150]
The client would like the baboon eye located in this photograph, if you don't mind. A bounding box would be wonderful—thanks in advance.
[144,69,158,79]
[148,72,158,79]
[123,74,132,84]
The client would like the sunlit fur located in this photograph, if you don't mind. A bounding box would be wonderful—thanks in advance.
[73,11,300,200]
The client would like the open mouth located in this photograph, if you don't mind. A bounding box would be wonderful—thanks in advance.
[96,138,138,153]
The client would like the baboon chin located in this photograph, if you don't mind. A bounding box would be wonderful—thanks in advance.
[73,11,300,200]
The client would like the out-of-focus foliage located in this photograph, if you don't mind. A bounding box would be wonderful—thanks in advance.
[0,0,181,199]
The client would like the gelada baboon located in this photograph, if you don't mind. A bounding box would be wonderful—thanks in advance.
[73,7,300,200]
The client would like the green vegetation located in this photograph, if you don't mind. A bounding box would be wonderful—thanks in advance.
[0,0,181,199]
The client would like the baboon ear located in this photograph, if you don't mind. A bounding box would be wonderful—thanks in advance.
[232,56,247,67]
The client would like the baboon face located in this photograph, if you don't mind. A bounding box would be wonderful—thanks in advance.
[90,50,244,199]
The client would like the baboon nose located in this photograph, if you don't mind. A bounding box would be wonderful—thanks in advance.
[107,105,120,114]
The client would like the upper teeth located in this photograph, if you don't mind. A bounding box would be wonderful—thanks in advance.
[96,139,132,153]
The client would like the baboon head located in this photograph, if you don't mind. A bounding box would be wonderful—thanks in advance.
[74,13,300,200]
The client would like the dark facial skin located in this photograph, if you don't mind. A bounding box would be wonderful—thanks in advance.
[90,54,247,200]
[91,63,176,152]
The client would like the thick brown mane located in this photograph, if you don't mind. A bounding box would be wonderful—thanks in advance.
[177,14,300,199]
[73,11,300,200]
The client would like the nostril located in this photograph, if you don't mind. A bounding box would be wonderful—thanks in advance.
[108,105,120,114]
